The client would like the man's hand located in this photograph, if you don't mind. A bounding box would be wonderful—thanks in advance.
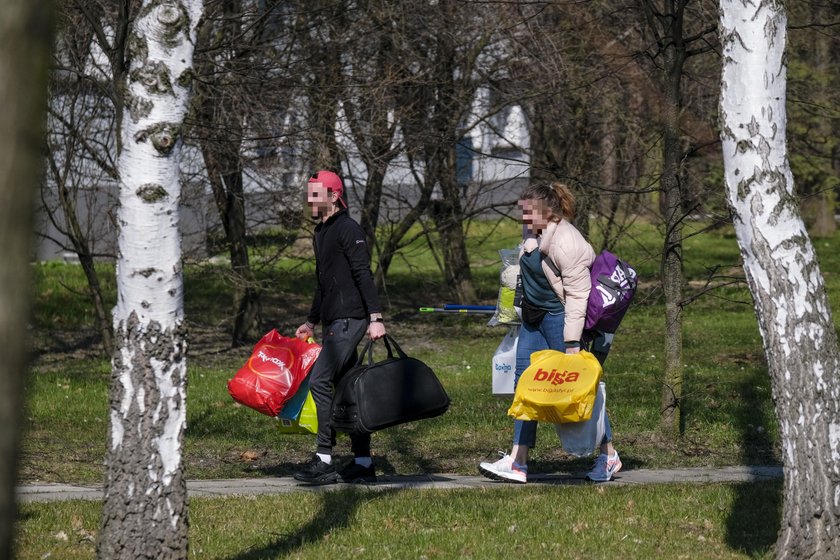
[295,322,314,340]
[368,321,386,340]
[565,346,580,355]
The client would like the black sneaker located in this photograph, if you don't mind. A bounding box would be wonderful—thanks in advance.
[337,461,376,483]
[293,456,338,485]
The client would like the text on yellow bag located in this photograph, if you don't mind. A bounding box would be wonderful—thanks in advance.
[507,350,602,424]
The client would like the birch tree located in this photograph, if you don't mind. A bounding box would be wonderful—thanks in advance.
[720,1,840,557]
[98,1,202,558]
[0,2,53,557]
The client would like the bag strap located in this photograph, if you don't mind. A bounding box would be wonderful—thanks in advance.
[356,340,375,366]
[383,334,409,359]
[598,259,636,293]
[597,274,623,292]
[543,254,561,278]
[356,334,408,366]
[617,259,636,289]
[545,249,629,292]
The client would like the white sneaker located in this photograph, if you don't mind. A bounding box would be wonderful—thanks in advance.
[586,451,622,482]
[478,453,527,484]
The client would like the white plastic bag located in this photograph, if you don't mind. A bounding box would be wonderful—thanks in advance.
[487,248,521,326]
[555,381,606,456]
[491,326,519,396]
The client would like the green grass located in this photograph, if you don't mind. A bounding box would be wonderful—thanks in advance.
[19,361,109,483]
[16,482,782,559]
[30,261,117,332]
[20,219,840,557]
[27,219,838,482]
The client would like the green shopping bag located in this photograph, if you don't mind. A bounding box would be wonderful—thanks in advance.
[276,390,318,434]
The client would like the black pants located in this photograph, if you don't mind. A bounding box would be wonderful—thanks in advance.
[582,329,613,366]
[309,317,370,457]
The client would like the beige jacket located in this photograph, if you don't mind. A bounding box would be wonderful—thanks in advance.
[523,219,595,343]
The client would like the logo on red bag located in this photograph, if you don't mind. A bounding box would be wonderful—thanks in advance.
[248,344,295,378]
[533,368,579,385]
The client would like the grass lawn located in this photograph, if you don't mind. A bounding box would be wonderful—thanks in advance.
[18,217,840,558]
[17,482,782,559]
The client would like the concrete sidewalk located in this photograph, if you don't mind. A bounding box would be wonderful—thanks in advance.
[17,465,783,503]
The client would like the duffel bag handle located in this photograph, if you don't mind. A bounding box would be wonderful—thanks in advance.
[357,334,409,366]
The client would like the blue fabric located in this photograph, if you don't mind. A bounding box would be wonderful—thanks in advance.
[519,248,563,312]
[278,376,310,421]
[512,311,565,447]
[513,313,613,447]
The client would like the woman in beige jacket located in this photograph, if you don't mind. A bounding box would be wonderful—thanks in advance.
[479,182,621,483]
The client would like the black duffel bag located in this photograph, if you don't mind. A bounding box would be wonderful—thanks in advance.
[331,335,450,435]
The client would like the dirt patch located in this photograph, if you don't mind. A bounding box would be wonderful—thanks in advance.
[29,293,493,373]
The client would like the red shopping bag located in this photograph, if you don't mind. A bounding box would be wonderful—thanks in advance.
[227,330,321,416]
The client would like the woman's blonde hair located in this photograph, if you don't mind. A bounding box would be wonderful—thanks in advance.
[521,181,575,221]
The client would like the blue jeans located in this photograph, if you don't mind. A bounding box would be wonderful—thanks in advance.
[513,312,613,448]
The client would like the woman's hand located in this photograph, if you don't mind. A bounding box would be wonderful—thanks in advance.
[565,346,580,354]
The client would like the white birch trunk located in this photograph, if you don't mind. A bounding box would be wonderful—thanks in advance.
[719,1,840,558]
[99,1,201,558]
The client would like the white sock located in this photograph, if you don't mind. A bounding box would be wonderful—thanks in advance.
[354,456,373,468]
[317,453,332,465]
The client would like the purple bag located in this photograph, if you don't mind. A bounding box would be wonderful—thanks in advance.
[584,251,637,333]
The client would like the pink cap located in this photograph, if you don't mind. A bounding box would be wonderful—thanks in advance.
[308,170,346,207]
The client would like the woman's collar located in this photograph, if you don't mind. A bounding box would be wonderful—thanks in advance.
[538,219,562,251]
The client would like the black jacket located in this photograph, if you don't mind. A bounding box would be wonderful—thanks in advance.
[307,210,382,325]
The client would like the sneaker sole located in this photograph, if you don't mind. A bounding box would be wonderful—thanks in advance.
[478,464,526,484]
[293,472,339,485]
[338,475,377,484]
[586,461,623,482]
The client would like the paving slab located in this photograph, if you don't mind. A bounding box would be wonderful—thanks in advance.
[17,466,782,503]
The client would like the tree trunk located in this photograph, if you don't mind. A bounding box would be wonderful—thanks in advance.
[427,0,475,303]
[48,159,114,354]
[429,132,476,302]
[42,2,123,356]
[529,107,566,184]
[802,196,837,238]
[194,1,262,347]
[429,170,476,303]
[720,2,840,557]
[344,25,398,251]
[660,82,686,436]
[77,246,116,354]
[360,165,385,251]
[373,182,434,284]
[803,0,836,238]
[199,140,262,346]
[654,0,688,437]
[305,21,343,170]
[0,2,53,557]
[98,1,201,558]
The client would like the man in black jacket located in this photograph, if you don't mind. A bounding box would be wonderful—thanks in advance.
[293,170,386,485]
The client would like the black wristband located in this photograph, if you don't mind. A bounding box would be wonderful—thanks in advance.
[565,340,580,347]
[371,318,384,323]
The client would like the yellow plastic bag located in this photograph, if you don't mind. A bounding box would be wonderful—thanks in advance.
[276,390,318,434]
[507,350,602,424]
